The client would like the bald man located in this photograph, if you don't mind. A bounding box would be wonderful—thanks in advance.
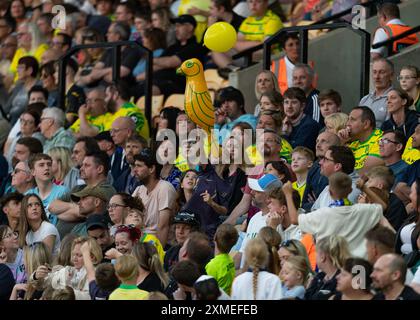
[371,254,420,300]
[110,116,136,147]
[302,131,341,211]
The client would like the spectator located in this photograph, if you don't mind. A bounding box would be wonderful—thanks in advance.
[213,0,283,69]
[371,253,420,300]
[365,225,396,265]
[338,106,385,174]
[6,161,34,196]
[281,87,321,151]
[205,224,238,295]
[398,65,420,112]
[359,58,394,127]
[4,56,40,126]
[290,147,314,205]
[231,238,283,300]
[151,7,177,47]
[305,235,351,300]
[39,62,59,108]
[378,130,408,186]
[17,194,61,257]
[301,131,340,211]
[40,107,76,154]
[259,90,283,115]
[0,225,25,284]
[51,33,72,56]
[132,152,177,247]
[35,13,54,46]
[381,88,419,141]
[0,34,17,93]
[106,225,142,259]
[395,125,420,204]
[47,147,75,186]
[133,242,169,293]
[0,192,23,232]
[170,259,202,300]
[104,81,149,140]
[311,145,360,210]
[208,0,245,32]
[365,166,406,231]
[253,70,280,116]
[323,112,349,135]
[371,3,419,58]
[292,63,321,124]
[281,256,310,299]
[85,214,114,261]
[271,32,300,94]
[70,87,111,138]
[332,258,374,300]
[257,226,282,275]
[164,210,200,272]
[284,171,389,258]
[318,89,342,120]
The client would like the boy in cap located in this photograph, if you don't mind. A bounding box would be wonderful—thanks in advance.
[86,214,114,262]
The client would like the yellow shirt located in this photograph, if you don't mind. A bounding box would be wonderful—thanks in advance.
[105,102,150,140]
[245,139,293,166]
[239,10,283,42]
[292,181,306,205]
[9,44,49,81]
[402,136,420,165]
[348,128,382,170]
[109,284,149,300]
[70,112,113,133]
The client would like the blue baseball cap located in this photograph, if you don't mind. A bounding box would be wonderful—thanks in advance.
[248,174,282,192]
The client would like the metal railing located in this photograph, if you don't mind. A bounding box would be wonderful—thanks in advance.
[371,24,420,56]
[58,41,153,134]
[263,22,371,99]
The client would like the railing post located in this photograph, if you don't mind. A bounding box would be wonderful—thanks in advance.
[263,41,271,70]
[112,45,121,84]
[360,32,371,98]
[144,48,153,136]
[58,58,67,110]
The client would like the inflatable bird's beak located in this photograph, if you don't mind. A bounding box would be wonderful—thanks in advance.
[176,67,184,75]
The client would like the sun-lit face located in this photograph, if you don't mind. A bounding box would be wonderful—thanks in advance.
[125,209,144,229]
[71,243,84,270]
[115,232,133,255]
[282,261,303,289]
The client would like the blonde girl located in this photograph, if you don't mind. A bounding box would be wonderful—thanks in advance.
[231,238,283,300]
[324,112,349,134]
[281,256,310,299]
[47,147,75,185]
[257,226,282,275]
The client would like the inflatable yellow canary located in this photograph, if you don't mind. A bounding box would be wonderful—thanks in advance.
[176,58,215,134]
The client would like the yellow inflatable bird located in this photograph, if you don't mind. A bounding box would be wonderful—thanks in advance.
[176,58,215,133]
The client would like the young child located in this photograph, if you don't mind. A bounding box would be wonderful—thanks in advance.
[291,147,314,205]
[109,255,149,300]
[328,172,353,207]
[281,256,310,299]
[205,224,238,295]
[324,112,348,134]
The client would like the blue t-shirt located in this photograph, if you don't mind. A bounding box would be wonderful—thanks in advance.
[215,114,257,145]
[399,160,420,187]
[25,185,70,225]
[133,49,164,77]
[390,159,410,185]
[282,284,305,299]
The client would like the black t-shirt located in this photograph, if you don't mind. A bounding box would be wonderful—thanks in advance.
[230,12,246,31]
[304,270,340,300]
[0,264,14,300]
[164,244,181,273]
[137,273,165,293]
[66,84,86,116]
[100,46,142,84]
[385,193,407,231]
[89,280,112,300]
[373,286,420,300]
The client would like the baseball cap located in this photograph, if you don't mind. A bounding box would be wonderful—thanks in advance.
[71,185,114,202]
[86,214,109,231]
[173,211,200,228]
[170,15,197,28]
[248,174,282,192]
[218,86,244,108]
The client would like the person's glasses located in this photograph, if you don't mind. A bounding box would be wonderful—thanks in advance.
[107,203,127,210]
[13,168,28,175]
[397,75,417,81]
[379,138,399,145]
[20,118,34,125]
[319,155,335,163]
[40,117,53,122]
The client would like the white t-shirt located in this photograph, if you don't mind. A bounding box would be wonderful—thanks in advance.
[239,211,268,268]
[231,271,283,300]
[412,267,420,285]
[277,224,302,242]
[26,221,61,257]
[132,180,177,235]
[298,203,383,258]
[399,222,415,255]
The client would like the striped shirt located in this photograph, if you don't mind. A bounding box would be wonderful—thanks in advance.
[238,10,283,42]
[348,128,383,170]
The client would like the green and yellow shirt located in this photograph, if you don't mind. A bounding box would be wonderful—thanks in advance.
[348,128,382,170]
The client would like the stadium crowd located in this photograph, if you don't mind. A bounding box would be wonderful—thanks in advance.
[0,0,420,301]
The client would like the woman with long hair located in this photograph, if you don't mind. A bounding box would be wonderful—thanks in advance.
[175,169,198,212]
[47,147,75,186]
[257,226,282,275]
[18,194,60,257]
[0,225,25,284]
[399,65,420,112]
[254,70,281,116]
[231,238,283,300]
[132,242,169,293]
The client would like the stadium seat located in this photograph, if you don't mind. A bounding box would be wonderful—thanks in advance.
[204,68,225,90]
[163,94,185,110]
[136,95,164,118]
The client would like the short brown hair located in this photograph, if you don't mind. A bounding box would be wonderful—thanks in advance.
[28,153,52,170]
[95,263,120,292]
[292,146,315,162]
[318,89,342,106]
[115,255,139,282]
[365,225,395,253]
[366,166,395,191]
[283,87,306,104]
[268,186,300,209]
[214,224,238,253]
[328,172,352,199]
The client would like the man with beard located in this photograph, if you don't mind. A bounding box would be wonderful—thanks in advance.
[131,152,177,248]
[371,254,420,300]
[224,129,287,225]
[281,87,321,152]
[113,135,148,193]
[50,151,116,238]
